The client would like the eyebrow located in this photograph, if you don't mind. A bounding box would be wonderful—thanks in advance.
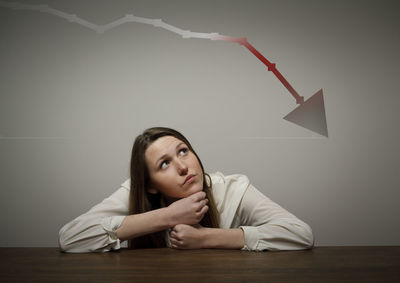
[154,142,185,168]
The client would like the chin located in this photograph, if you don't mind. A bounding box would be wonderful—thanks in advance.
[184,184,203,197]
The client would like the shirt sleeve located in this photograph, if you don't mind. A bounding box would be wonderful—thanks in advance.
[58,182,130,253]
[233,184,314,251]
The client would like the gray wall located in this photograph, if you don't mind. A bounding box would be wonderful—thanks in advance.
[1,0,399,247]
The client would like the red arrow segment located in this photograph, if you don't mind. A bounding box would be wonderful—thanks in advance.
[242,41,304,105]
[211,35,304,104]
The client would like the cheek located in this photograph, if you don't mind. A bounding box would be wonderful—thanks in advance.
[190,156,202,170]
[149,174,171,192]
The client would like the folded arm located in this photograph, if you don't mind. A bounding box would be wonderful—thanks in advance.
[236,184,314,251]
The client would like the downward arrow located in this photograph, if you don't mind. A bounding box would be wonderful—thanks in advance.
[212,35,328,137]
[283,89,328,137]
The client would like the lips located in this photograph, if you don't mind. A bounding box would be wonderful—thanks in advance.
[183,174,196,185]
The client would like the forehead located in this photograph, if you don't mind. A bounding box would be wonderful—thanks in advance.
[145,136,184,161]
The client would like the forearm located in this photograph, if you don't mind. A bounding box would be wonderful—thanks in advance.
[242,221,314,251]
[116,207,173,241]
[202,228,245,249]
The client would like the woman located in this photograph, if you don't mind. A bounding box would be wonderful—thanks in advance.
[59,127,314,252]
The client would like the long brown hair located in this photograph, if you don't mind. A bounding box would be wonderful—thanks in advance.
[128,127,220,248]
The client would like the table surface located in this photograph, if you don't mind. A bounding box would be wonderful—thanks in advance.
[1,246,399,282]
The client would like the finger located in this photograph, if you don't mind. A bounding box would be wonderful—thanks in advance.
[190,191,206,201]
[199,198,208,206]
[172,224,184,232]
[170,241,180,249]
[199,205,209,216]
[195,198,208,212]
[169,238,181,245]
[195,205,208,222]
[170,231,181,240]
[170,238,185,249]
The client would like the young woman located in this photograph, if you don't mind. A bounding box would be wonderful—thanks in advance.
[59,127,314,252]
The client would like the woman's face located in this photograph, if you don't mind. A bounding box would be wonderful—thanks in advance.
[145,135,204,201]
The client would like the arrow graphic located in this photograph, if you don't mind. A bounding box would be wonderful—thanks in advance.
[0,1,328,137]
[211,35,328,137]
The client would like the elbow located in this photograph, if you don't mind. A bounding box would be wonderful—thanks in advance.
[58,224,120,253]
[59,242,68,253]
[301,223,315,249]
[58,231,67,252]
[278,220,315,250]
[284,220,314,250]
[58,226,92,253]
[58,224,80,253]
[58,225,71,252]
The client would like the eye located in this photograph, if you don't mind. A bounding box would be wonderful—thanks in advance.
[160,160,169,169]
[179,147,188,156]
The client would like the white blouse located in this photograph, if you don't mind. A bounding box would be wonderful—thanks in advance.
[59,172,314,253]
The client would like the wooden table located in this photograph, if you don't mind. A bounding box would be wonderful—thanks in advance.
[1,247,399,282]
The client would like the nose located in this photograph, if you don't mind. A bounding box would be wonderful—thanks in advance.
[175,159,188,175]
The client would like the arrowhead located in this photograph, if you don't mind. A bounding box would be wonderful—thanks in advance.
[283,89,328,137]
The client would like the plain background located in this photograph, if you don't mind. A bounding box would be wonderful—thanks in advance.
[0,0,399,247]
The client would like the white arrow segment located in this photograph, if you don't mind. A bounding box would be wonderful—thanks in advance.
[0,1,222,38]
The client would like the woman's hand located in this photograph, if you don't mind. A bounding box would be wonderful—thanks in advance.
[169,224,206,249]
[166,191,209,226]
